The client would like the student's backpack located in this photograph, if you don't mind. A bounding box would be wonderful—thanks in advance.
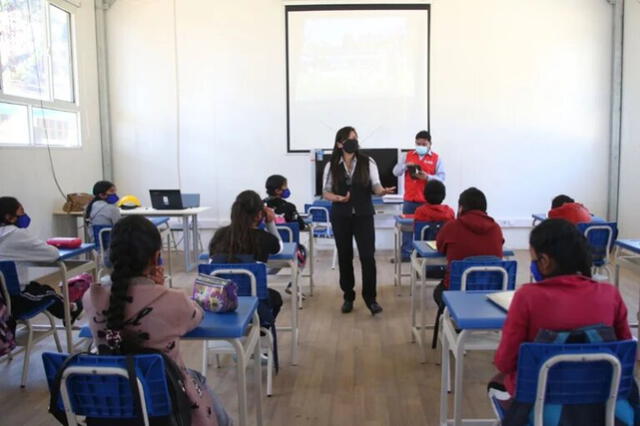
[503,324,640,426]
[0,293,16,357]
[48,348,194,426]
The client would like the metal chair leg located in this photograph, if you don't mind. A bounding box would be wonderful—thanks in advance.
[45,312,63,353]
[20,321,33,388]
[432,305,444,349]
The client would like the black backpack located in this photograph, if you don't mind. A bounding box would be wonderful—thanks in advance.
[48,349,194,426]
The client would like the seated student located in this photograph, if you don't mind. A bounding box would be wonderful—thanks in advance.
[83,216,230,426]
[85,180,121,235]
[490,218,631,413]
[0,196,82,321]
[435,187,504,304]
[547,194,591,224]
[209,190,284,366]
[414,179,455,223]
[264,174,306,231]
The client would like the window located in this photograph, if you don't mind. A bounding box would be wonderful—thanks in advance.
[0,0,79,147]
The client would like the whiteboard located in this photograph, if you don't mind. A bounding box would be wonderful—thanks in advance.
[286,5,430,152]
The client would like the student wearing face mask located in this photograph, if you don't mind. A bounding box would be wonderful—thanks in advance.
[0,196,82,322]
[490,219,631,412]
[85,180,121,231]
[322,126,396,315]
[393,130,446,261]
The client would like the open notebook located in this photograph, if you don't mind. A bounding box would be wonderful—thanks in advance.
[486,291,515,312]
[426,240,437,251]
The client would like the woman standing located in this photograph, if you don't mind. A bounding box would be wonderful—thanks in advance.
[322,126,395,315]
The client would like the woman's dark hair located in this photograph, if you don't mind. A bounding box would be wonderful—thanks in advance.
[0,196,20,225]
[329,126,370,191]
[265,175,287,196]
[551,194,574,209]
[530,219,592,278]
[85,180,115,221]
[209,190,263,261]
[424,180,446,205]
[103,215,161,353]
[415,130,431,141]
[458,187,487,213]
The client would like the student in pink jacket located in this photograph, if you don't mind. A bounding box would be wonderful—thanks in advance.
[83,215,231,426]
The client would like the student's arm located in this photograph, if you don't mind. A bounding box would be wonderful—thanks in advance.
[8,229,60,262]
[322,162,350,203]
[264,220,283,255]
[392,152,409,177]
[494,290,529,375]
[613,289,632,340]
[435,222,451,254]
[110,205,121,224]
[174,291,204,335]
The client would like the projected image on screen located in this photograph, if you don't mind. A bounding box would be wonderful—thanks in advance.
[286,5,430,152]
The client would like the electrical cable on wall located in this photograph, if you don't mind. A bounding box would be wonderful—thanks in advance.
[172,0,182,189]
[24,0,67,200]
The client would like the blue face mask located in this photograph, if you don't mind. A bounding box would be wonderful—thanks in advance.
[281,188,291,199]
[16,214,31,229]
[106,194,119,205]
[415,145,429,156]
[530,260,544,282]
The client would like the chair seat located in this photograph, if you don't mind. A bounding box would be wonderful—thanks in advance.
[15,298,56,321]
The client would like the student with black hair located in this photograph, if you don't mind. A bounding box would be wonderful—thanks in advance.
[393,130,446,260]
[548,194,592,224]
[0,196,82,321]
[414,179,455,223]
[85,180,121,230]
[323,126,396,315]
[264,174,306,231]
[490,219,631,408]
[84,215,230,426]
[435,187,504,303]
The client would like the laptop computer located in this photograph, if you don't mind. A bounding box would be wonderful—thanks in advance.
[149,189,184,210]
[486,290,515,312]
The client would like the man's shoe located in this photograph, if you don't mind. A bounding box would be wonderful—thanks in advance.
[367,302,383,316]
[341,300,354,313]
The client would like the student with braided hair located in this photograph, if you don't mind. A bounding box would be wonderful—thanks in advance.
[83,215,230,426]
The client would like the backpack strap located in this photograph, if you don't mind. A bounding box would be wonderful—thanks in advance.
[125,355,146,423]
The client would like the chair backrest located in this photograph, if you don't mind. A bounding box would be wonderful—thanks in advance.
[576,222,618,265]
[413,221,445,241]
[0,260,22,298]
[449,256,517,291]
[198,262,268,300]
[91,225,112,252]
[514,340,636,425]
[42,352,173,424]
[276,222,300,244]
[304,204,331,224]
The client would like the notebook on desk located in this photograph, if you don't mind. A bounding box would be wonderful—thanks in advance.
[426,240,437,251]
[486,291,515,311]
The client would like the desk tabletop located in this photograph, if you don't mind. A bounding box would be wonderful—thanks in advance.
[269,242,297,261]
[532,213,606,223]
[412,241,515,259]
[616,239,640,254]
[442,291,507,329]
[54,207,211,217]
[184,297,259,339]
[58,243,96,260]
[394,215,414,225]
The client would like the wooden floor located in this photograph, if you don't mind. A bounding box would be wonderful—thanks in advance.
[1,249,638,425]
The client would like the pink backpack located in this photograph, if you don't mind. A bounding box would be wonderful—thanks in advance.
[62,273,93,303]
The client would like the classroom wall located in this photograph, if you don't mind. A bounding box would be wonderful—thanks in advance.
[107,0,613,249]
[0,0,103,238]
[618,0,640,238]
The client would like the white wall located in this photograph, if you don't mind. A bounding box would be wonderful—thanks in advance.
[107,0,613,248]
[619,0,640,238]
[0,0,103,238]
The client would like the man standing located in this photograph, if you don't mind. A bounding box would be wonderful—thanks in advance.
[393,130,446,261]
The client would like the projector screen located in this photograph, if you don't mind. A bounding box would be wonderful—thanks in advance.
[285,4,430,153]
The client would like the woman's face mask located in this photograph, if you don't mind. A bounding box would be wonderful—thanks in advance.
[106,194,119,205]
[343,139,359,154]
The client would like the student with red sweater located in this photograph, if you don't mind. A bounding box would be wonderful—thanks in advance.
[547,194,592,224]
[434,187,504,305]
[414,179,455,223]
[490,218,631,411]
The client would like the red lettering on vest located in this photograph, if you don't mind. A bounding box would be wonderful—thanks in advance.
[404,150,439,203]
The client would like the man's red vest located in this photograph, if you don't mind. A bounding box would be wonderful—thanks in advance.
[404,150,439,203]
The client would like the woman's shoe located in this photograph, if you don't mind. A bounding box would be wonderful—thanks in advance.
[366,302,383,316]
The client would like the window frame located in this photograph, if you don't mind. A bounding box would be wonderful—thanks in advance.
[0,0,81,149]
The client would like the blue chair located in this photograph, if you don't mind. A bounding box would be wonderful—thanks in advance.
[198,262,275,396]
[304,203,337,269]
[91,224,112,276]
[432,256,517,349]
[42,352,175,425]
[413,221,445,242]
[490,340,637,425]
[276,222,300,244]
[0,261,61,387]
[576,222,618,281]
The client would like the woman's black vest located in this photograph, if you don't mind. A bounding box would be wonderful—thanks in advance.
[331,156,375,218]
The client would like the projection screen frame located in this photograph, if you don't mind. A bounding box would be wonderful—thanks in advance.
[285,3,431,153]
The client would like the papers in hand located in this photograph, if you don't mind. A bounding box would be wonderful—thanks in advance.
[486,291,515,312]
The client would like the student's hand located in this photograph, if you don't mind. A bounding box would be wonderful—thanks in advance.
[263,206,276,223]
[336,192,351,203]
[149,265,165,285]
[382,187,396,195]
